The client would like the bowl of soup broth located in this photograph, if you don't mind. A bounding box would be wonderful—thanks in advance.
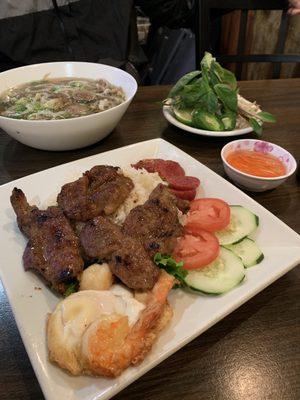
[0,62,137,150]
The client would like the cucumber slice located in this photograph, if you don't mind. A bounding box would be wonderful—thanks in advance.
[225,238,264,268]
[215,205,259,245]
[184,247,245,295]
[173,107,193,126]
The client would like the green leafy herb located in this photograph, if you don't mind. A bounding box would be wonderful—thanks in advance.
[164,52,276,134]
[180,80,209,107]
[51,85,61,93]
[201,86,218,113]
[256,111,277,123]
[212,61,237,90]
[201,52,214,72]
[14,103,27,113]
[154,253,188,286]
[69,81,84,88]
[249,117,263,136]
[64,281,79,297]
[32,101,43,113]
[168,70,201,98]
[213,84,237,112]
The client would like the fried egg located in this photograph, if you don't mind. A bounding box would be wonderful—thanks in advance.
[47,287,145,375]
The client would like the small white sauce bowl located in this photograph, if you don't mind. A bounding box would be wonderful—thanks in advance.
[221,139,297,192]
[0,62,137,151]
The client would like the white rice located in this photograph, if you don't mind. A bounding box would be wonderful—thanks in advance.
[111,166,166,224]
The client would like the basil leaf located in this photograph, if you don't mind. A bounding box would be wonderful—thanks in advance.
[214,84,237,112]
[257,111,276,123]
[210,62,222,86]
[154,253,188,286]
[249,117,262,136]
[213,61,237,90]
[180,80,209,107]
[168,70,201,98]
[203,88,218,113]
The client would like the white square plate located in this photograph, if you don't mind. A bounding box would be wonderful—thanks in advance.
[1,139,300,400]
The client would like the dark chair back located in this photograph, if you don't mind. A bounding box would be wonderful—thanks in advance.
[195,0,300,79]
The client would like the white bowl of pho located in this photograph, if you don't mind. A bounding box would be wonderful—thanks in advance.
[0,62,137,150]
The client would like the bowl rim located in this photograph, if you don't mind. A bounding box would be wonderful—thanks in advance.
[221,139,297,181]
[163,105,253,136]
[0,61,137,124]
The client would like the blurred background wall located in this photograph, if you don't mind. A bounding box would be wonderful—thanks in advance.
[220,10,299,79]
[138,9,299,84]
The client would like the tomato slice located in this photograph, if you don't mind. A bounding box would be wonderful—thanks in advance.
[173,230,220,270]
[186,198,230,233]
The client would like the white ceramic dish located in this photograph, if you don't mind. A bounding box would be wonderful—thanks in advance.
[163,106,253,137]
[0,138,300,400]
[221,139,297,192]
[0,62,137,151]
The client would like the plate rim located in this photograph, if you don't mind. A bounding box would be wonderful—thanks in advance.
[1,138,300,400]
[163,106,253,137]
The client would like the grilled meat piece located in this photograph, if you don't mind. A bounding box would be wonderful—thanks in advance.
[110,237,160,291]
[122,184,183,257]
[80,216,122,260]
[57,165,133,221]
[80,216,160,290]
[11,188,84,294]
[170,193,190,214]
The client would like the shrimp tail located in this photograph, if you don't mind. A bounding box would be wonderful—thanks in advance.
[82,271,175,377]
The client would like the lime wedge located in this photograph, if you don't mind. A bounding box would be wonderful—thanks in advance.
[173,108,193,126]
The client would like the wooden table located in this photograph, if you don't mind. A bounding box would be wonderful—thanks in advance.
[0,79,299,400]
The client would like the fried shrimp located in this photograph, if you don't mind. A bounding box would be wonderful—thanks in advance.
[47,271,174,377]
[82,270,174,377]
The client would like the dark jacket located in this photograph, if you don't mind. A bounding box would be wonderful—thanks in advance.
[0,0,195,72]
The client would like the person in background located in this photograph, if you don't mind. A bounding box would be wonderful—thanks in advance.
[288,0,300,15]
[0,1,297,77]
[0,0,195,78]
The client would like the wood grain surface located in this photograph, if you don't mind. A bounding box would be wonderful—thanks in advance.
[0,79,299,400]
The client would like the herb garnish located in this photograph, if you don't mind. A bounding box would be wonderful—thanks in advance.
[154,253,188,287]
[164,52,276,135]
[64,280,79,297]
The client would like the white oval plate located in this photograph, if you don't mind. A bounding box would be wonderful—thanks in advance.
[163,106,253,137]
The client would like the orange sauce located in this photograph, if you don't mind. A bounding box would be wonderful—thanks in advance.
[226,150,286,178]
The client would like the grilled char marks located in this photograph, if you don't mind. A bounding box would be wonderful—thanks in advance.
[122,184,183,257]
[57,165,133,222]
[80,216,160,290]
[80,216,122,260]
[110,236,160,291]
[11,188,84,294]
